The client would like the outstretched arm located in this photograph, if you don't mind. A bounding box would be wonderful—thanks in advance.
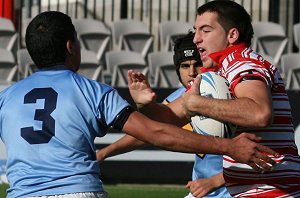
[96,135,146,161]
[128,70,188,126]
[186,173,225,198]
[123,111,278,172]
[96,70,188,163]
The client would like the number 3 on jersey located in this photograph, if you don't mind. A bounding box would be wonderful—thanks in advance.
[21,88,58,144]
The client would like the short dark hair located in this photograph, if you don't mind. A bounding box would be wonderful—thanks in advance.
[25,11,75,68]
[197,1,253,46]
[173,31,202,83]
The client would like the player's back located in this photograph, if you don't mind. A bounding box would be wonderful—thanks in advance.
[0,66,128,197]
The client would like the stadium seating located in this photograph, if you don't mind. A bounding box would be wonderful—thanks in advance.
[159,21,193,51]
[0,48,18,83]
[147,51,181,88]
[293,23,300,51]
[78,49,103,81]
[252,22,288,72]
[111,19,153,59]
[106,50,148,87]
[280,53,300,90]
[73,18,111,70]
[0,17,18,58]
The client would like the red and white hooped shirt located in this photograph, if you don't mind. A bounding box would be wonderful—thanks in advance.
[210,43,300,197]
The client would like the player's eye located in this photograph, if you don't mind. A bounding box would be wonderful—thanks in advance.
[180,64,190,68]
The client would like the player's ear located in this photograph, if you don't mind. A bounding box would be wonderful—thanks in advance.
[66,40,73,55]
[227,28,239,44]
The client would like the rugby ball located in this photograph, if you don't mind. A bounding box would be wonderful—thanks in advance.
[190,72,236,138]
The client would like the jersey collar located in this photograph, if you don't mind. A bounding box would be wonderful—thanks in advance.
[209,43,248,67]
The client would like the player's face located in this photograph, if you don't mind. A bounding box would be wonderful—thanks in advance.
[193,12,230,69]
[179,59,202,88]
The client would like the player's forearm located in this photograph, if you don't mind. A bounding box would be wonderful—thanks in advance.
[192,80,273,128]
[143,121,229,155]
[124,111,277,171]
[98,135,146,160]
[187,95,271,127]
[139,102,188,127]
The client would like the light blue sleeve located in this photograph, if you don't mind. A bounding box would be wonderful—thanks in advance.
[164,87,186,103]
[98,89,131,127]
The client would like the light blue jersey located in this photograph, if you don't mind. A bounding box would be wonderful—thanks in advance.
[165,87,231,198]
[0,66,131,197]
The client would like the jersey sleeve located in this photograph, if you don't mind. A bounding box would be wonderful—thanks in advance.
[98,89,133,129]
[164,87,186,104]
[225,60,274,95]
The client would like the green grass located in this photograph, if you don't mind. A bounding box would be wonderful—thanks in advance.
[105,184,188,198]
[0,184,188,198]
[0,183,8,198]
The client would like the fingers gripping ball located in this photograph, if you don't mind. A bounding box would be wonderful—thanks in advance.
[191,72,236,138]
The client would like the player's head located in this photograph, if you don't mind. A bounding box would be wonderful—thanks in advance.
[196,1,253,46]
[26,11,80,70]
[173,32,202,87]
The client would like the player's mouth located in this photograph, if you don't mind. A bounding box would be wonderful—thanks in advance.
[188,80,194,87]
[198,47,208,61]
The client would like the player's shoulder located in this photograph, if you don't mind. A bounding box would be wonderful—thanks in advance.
[0,81,22,102]
[73,74,114,93]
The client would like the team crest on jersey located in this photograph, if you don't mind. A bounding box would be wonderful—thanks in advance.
[184,49,194,57]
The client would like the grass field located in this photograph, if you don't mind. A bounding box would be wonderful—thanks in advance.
[0,184,8,198]
[0,183,189,198]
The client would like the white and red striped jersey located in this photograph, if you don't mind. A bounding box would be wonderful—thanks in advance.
[210,43,300,197]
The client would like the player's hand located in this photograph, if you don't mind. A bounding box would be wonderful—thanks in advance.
[186,178,217,198]
[128,70,157,109]
[228,133,279,172]
[181,75,202,119]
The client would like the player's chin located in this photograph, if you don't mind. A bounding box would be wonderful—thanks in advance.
[202,60,214,69]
